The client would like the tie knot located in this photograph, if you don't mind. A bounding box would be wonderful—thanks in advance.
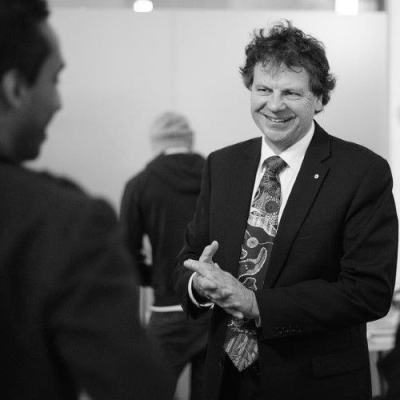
[264,156,287,176]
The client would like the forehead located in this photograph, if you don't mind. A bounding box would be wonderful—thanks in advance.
[253,62,311,88]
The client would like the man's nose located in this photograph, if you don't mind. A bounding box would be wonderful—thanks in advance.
[267,94,286,112]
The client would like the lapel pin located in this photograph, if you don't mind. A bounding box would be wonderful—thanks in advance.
[314,174,319,179]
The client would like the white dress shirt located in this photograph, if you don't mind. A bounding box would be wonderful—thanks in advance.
[252,122,315,224]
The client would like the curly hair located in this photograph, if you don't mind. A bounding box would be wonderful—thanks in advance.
[0,0,50,85]
[240,20,336,108]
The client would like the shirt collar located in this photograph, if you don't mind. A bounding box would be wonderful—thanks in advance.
[260,121,315,174]
[163,146,190,155]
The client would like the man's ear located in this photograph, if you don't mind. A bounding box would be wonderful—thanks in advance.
[0,69,28,109]
[315,96,323,114]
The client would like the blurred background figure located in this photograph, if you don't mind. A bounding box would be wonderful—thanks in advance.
[120,111,210,400]
[0,0,170,399]
[374,290,400,399]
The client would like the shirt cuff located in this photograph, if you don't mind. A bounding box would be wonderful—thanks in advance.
[188,272,214,308]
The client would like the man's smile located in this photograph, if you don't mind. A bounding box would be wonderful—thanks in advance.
[264,114,294,123]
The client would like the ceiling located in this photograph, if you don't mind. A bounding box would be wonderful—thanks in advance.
[47,0,386,12]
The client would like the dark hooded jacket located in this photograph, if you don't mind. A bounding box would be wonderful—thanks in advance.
[120,152,205,307]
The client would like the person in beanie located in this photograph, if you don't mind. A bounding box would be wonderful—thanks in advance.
[120,111,210,400]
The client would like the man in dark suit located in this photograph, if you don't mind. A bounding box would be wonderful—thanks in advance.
[173,20,398,400]
[0,0,170,399]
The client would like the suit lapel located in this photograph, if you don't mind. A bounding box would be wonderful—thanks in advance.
[223,138,261,276]
[265,122,332,287]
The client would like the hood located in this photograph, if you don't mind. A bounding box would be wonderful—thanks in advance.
[147,153,205,193]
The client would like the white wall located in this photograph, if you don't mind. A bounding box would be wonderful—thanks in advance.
[30,10,388,212]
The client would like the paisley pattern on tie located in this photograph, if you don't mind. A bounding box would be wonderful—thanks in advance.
[223,155,287,371]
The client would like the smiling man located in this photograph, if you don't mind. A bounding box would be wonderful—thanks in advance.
[251,64,322,153]
[173,20,398,400]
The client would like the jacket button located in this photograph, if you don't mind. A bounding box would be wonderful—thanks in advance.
[218,358,224,368]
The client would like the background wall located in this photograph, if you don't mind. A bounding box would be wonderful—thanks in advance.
[29,9,388,213]
[388,0,400,288]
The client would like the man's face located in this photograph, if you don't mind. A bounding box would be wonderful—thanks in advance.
[250,62,322,154]
[14,22,64,162]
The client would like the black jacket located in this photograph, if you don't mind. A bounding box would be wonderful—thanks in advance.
[173,122,398,400]
[0,158,171,399]
[121,152,205,307]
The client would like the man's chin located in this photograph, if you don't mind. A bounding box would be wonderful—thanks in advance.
[18,147,42,164]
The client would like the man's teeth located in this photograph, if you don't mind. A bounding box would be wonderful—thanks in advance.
[266,116,291,123]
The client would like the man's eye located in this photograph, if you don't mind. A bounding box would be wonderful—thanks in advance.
[254,87,270,95]
[285,91,300,98]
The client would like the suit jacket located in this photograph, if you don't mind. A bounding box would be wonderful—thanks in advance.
[0,159,171,399]
[173,121,398,400]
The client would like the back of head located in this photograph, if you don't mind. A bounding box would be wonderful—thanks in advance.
[240,20,336,109]
[150,111,194,154]
[0,0,50,85]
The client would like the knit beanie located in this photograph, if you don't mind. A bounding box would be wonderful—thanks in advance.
[150,111,193,141]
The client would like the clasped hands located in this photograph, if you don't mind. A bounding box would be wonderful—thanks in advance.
[184,241,259,320]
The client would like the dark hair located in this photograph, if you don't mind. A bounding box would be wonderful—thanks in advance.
[0,0,50,85]
[240,20,336,108]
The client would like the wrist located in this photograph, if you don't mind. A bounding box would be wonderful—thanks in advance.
[188,272,213,308]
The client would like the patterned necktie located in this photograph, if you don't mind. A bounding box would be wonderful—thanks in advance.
[223,155,287,371]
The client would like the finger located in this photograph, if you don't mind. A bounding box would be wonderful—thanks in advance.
[199,240,219,263]
[184,258,221,283]
[194,273,218,291]
[231,310,244,319]
[202,289,217,302]
[192,284,210,300]
[184,259,211,278]
[223,307,244,320]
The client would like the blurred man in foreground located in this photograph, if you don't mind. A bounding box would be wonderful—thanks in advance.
[0,0,170,398]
